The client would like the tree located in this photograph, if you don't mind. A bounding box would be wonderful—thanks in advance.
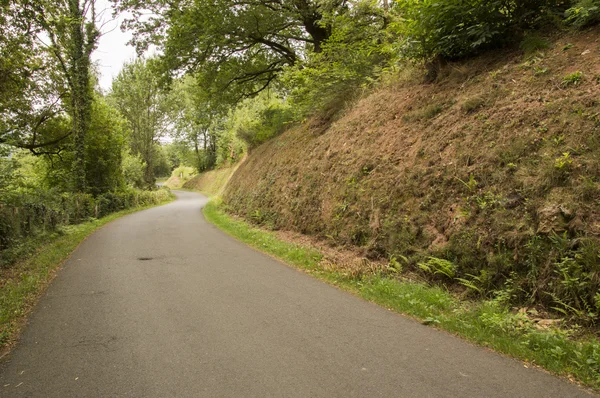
[29,0,101,191]
[1,0,101,192]
[113,0,353,101]
[0,1,71,156]
[84,95,126,195]
[168,76,222,172]
[110,58,169,187]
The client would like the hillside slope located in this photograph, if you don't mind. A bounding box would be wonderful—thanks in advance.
[182,160,244,197]
[223,29,600,315]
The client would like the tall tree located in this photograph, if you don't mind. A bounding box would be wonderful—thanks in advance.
[2,1,101,192]
[110,58,168,187]
[169,76,223,172]
[34,0,100,191]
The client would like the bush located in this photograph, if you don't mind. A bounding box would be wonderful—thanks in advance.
[396,0,567,62]
[565,0,600,28]
[226,93,295,149]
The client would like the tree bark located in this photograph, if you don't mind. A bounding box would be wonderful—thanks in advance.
[69,0,90,192]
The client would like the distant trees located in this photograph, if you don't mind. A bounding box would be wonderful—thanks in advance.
[168,77,223,172]
[110,59,169,187]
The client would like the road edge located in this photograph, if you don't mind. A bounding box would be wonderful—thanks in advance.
[0,196,176,358]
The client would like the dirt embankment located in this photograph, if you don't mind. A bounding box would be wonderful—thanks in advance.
[222,29,600,312]
[183,161,244,197]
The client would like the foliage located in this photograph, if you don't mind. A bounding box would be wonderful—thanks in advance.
[0,2,71,156]
[152,145,171,177]
[167,76,222,172]
[395,0,568,62]
[114,0,348,102]
[281,0,392,115]
[122,150,146,188]
[229,94,294,148]
[84,96,127,195]
[110,58,170,187]
[418,256,457,279]
[562,71,585,86]
[565,0,600,28]
[520,33,552,57]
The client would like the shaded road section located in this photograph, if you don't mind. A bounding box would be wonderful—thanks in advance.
[0,191,592,397]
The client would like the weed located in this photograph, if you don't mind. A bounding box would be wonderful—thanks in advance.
[520,34,552,57]
[418,256,457,279]
[473,191,502,210]
[554,152,573,171]
[546,152,574,185]
[562,43,574,51]
[550,134,565,146]
[534,67,549,76]
[422,103,444,119]
[388,254,408,274]
[456,174,478,192]
[456,270,490,296]
[461,96,486,113]
[562,71,584,87]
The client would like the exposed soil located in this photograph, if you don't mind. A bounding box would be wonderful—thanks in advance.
[222,28,600,315]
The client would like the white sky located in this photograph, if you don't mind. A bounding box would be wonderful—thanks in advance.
[92,0,137,91]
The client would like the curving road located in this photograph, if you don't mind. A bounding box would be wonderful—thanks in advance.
[0,191,592,397]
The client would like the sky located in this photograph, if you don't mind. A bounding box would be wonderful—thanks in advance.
[92,0,138,91]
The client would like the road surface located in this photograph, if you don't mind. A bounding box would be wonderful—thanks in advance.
[0,191,592,397]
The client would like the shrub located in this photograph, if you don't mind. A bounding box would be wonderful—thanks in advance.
[520,33,552,57]
[565,0,600,28]
[396,0,566,62]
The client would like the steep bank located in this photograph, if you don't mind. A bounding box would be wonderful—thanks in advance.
[183,160,244,197]
[223,29,600,317]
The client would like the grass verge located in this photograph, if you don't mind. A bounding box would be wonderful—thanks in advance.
[0,197,175,354]
[204,199,600,392]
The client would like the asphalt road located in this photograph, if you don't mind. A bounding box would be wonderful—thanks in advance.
[0,191,592,397]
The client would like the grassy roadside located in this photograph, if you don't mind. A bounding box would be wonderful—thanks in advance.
[0,197,175,354]
[204,199,600,392]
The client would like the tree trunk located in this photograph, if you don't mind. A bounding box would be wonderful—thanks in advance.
[69,0,90,192]
[294,0,331,53]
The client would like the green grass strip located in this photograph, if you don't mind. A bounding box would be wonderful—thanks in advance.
[0,197,174,352]
[204,199,600,392]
